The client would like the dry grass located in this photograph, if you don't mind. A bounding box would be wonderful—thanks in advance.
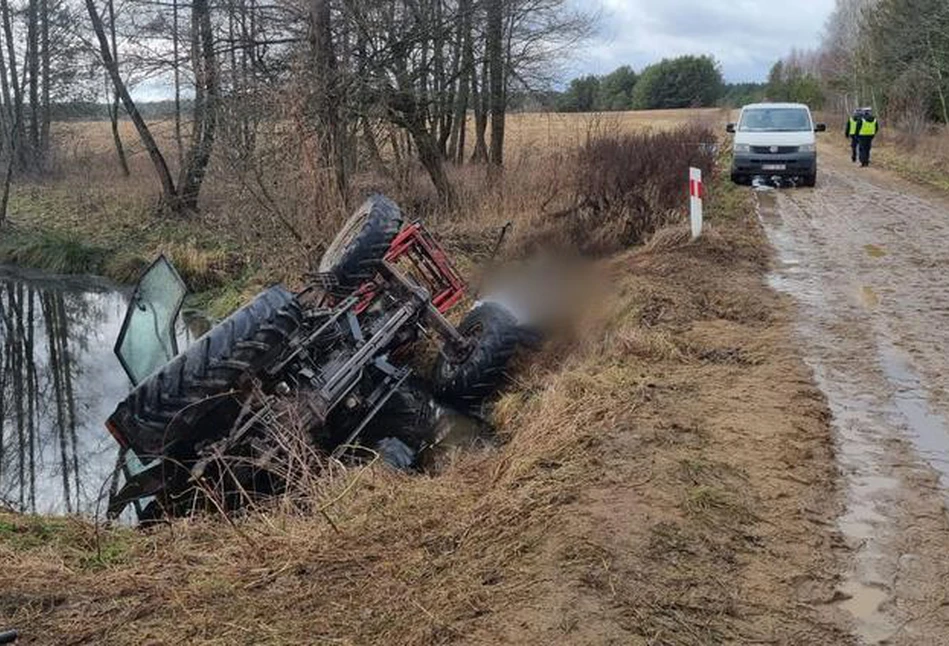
[868,125,949,192]
[2,109,725,295]
[0,159,847,644]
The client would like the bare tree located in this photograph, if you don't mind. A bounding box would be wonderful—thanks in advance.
[487,0,503,172]
[85,0,180,208]
[176,0,218,211]
[106,0,130,176]
[310,0,346,198]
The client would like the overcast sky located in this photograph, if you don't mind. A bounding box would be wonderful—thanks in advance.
[572,0,835,83]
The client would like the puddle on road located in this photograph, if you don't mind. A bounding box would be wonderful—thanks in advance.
[838,580,893,645]
[865,244,888,258]
[878,339,949,492]
[0,265,207,516]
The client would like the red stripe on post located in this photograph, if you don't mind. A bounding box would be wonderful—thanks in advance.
[690,179,703,199]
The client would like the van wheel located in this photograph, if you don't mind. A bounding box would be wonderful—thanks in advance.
[731,173,750,186]
[801,173,817,188]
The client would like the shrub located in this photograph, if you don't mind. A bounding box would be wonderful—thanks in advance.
[522,124,717,256]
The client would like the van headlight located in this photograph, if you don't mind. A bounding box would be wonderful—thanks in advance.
[733,144,750,153]
[799,143,816,153]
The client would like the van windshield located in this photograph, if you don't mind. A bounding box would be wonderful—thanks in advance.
[739,108,812,132]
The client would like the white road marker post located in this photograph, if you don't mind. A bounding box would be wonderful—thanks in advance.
[689,167,704,240]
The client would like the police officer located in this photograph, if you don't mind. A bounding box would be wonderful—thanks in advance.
[857,108,879,167]
[846,109,862,163]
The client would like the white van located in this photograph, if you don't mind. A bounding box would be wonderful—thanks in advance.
[727,103,826,187]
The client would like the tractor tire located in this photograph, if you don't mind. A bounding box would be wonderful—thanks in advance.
[363,379,437,451]
[433,303,521,408]
[319,194,404,296]
[117,286,303,458]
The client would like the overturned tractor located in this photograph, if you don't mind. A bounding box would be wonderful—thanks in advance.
[105,195,524,522]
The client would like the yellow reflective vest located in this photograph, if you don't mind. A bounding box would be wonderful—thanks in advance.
[848,118,860,136]
[858,119,878,136]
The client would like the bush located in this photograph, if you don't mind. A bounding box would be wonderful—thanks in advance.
[523,124,717,256]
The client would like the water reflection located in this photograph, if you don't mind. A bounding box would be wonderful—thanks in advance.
[0,266,213,517]
[0,267,130,515]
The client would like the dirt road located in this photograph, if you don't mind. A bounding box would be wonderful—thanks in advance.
[761,145,949,645]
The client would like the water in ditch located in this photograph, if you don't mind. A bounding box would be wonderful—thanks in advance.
[0,265,207,517]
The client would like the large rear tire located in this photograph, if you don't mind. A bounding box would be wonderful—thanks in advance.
[115,286,303,458]
[319,194,403,296]
[433,303,521,408]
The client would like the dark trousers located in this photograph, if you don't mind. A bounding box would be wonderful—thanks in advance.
[858,136,875,165]
[850,136,860,161]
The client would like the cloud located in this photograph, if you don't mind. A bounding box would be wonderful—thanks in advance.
[571,0,835,82]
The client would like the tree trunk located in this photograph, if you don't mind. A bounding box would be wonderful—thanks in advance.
[1,0,24,163]
[0,107,20,224]
[27,0,39,164]
[84,0,178,209]
[0,17,12,134]
[409,120,456,206]
[39,0,49,155]
[486,0,504,173]
[177,0,218,211]
[448,0,472,163]
[471,59,488,163]
[107,0,129,176]
[362,117,391,180]
[310,0,347,200]
[173,0,183,168]
[926,32,949,125]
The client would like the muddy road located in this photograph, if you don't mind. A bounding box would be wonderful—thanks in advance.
[760,146,949,645]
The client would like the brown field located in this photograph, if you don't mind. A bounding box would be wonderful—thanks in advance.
[53,107,727,159]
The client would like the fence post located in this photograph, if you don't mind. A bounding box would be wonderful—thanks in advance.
[689,167,703,240]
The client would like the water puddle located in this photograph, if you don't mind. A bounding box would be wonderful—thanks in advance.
[865,244,888,258]
[419,405,494,470]
[877,338,949,494]
[0,265,206,516]
[0,267,130,515]
[838,580,892,645]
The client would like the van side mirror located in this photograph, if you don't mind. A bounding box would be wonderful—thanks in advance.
[726,123,736,134]
[814,123,827,132]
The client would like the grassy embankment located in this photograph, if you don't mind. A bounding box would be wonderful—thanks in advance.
[1,111,848,644]
[869,125,949,192]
